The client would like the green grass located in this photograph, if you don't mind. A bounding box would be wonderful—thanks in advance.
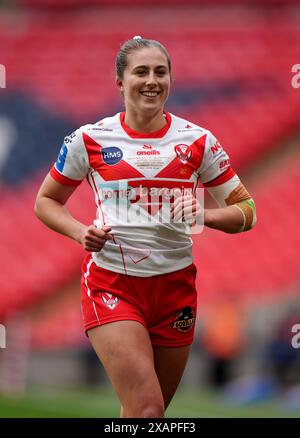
[0,386,299,418]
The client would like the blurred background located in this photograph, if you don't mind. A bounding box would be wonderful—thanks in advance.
[0,0,300,418]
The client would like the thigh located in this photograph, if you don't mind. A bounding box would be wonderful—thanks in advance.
[153,345,191,409]
[88,320,165,417]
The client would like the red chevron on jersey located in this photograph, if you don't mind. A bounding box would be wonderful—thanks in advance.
[83,133,144,181]
[128,179,194,216]
[155,135,206,180]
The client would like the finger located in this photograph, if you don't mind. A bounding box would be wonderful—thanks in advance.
[86,246,103,252]
[172,200,193,218]
[171,196,184,213]
[89,227,110,238]
[172,195,194,210]
[182,205,197,216]
[103,233,114,241]
[173,188,183,198]
[84,240,105,251]
[172,201,184,219]
[173,205,199,223]
[86,231,113,244]
[85,236,107,246]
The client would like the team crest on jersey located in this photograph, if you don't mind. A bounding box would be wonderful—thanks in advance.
[174,144,192,164]
[172,306,195,333]
[101,147,123,165]
[101,292,119,310]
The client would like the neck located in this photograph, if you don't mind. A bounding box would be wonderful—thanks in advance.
[124,108,166,133]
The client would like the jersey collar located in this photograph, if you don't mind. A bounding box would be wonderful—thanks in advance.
[120,112,171,138]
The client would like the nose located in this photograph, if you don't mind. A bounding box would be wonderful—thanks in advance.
[145,71,158,87]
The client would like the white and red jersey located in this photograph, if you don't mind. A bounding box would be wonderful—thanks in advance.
[50,112,235,276]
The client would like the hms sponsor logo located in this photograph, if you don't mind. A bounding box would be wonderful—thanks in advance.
[102,147,123,165]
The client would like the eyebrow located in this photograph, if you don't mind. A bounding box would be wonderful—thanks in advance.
[132,65,168,70]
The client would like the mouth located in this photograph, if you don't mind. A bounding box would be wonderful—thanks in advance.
[140,91,161,97]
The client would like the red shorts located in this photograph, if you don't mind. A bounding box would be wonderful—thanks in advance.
[81,255,198,347]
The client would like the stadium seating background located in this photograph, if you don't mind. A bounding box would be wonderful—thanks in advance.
[0,1,300,352]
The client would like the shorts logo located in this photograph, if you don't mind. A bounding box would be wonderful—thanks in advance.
[174,144,192,164]
[172,306,195,333]
[101,147,123,165]
[101,292,119,310]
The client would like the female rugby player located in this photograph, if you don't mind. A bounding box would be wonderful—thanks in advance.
[35,36,256,418]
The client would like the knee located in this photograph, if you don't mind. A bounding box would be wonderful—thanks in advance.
[139,402,165,418]
[123,401,165,418]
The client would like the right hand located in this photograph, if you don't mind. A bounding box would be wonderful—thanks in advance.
[80,225,113,252]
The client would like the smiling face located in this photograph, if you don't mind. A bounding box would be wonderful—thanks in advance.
[117,46,171,117]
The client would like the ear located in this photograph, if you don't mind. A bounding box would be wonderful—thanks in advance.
[116,77,123,91]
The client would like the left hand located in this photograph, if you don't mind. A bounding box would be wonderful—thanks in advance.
[170,192,204,225]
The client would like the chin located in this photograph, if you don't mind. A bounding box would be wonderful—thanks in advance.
[140,103,163,113]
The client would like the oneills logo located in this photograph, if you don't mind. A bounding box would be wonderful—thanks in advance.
[137,144,160,155]
[172,307,195,333]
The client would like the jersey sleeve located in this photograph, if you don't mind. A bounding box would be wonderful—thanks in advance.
[50,128,89,186]
[197,130,235,187]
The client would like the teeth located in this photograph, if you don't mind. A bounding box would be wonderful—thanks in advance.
[141,92,159,97]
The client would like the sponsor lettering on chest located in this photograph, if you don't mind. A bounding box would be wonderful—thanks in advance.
[126,144,169,171]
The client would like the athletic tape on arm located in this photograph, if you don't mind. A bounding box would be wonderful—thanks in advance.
[206,175,257,231]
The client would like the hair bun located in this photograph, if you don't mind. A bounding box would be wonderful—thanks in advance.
[133,35,142,40]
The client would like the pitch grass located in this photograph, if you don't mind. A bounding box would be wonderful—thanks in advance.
[0,386,300,418]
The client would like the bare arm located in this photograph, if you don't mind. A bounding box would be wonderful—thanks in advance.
[205,177,257,233]
[172,178,256,234]
[203,204,245,234]
[34,173,113,252]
